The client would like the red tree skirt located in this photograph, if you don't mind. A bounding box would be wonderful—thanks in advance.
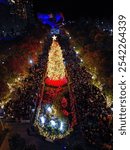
[45,77,68,87]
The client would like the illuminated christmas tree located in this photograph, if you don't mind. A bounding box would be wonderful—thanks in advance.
[45,36,67,86]
[33,36,76,141]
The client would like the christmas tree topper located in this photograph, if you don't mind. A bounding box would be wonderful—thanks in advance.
[52,35,57,41]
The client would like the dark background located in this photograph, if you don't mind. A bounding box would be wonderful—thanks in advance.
[33,0,113,19]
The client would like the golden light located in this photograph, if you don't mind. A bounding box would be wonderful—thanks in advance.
[1,105,4,109]
[46,40,66,80]
[18,77,21,81]
[76,51,79,54]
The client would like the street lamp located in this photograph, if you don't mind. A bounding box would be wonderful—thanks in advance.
[29,59,33,64]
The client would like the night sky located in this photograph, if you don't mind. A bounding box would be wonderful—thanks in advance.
[33,0,113,19]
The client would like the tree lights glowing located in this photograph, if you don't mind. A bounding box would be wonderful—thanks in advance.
[45,36,67,86]
[50,120,56,127]
[59,121,64,131]
[47,38,65,80]
[34,104,71,140]
[33,36,76,140]
[47,106,52,113]
[40,116,46,124]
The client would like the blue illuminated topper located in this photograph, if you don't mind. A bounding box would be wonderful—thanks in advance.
[37,13,64,28]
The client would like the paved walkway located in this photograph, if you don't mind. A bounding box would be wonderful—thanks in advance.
[0,122,65,150]
[0,122,97,150]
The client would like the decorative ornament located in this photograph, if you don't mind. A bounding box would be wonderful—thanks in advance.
[52,35,57,41]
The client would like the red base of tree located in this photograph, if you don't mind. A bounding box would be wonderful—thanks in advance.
[45,77,68,87]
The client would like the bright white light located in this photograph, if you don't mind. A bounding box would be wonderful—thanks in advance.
[47,107,52,113]
[18,77,21,81]
[40,116,46,124]
[32,109,35,112]
[52,35,57,40]
[69,36,72,39]
[66,32,70,35]
[80,59,83,62]
[29,59,33,64]
[73,46,76,49]
[11,0,15,3]
[50,120,56,126]
[92,75,96,80]
[76,51,79,54]
[59,122,64,131]
[1,105,4,109]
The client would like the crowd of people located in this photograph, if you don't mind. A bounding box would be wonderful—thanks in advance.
[3,32,112,149]
[4,36,52,122]
[58,35,113,149]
